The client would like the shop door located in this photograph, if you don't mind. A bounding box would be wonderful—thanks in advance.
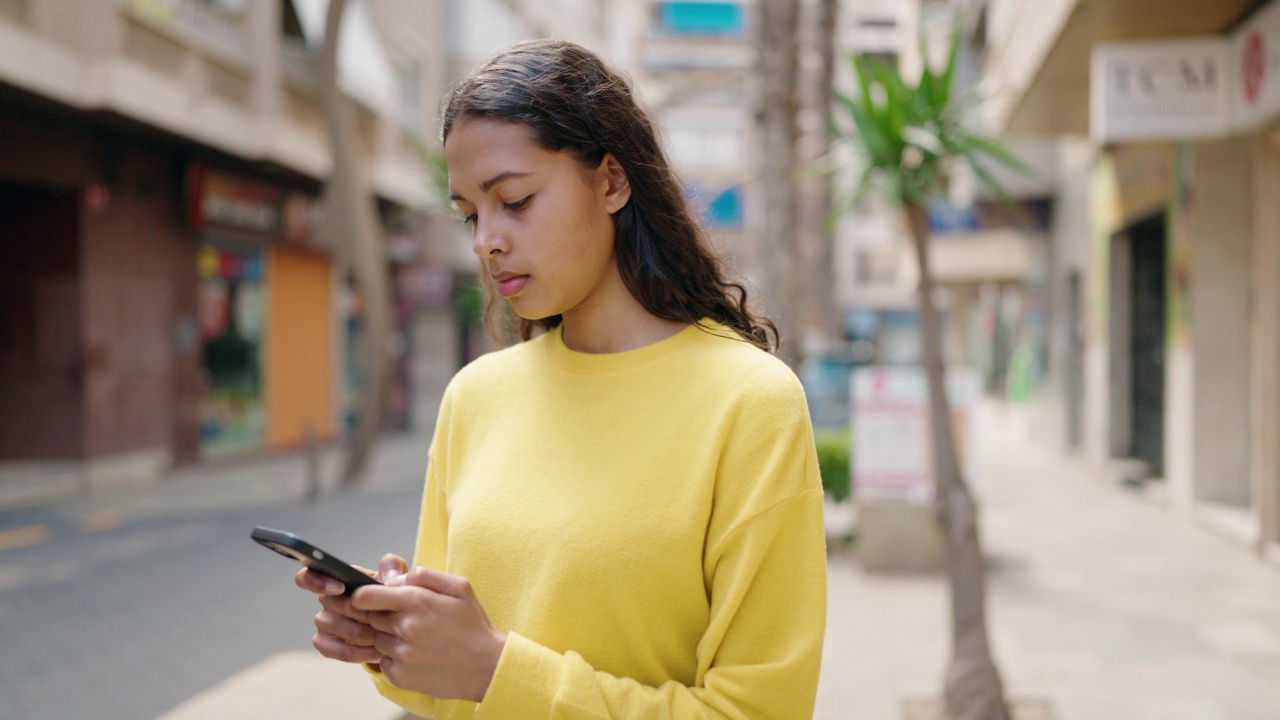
[0,184,82,460]
[266,247,334,449]
[1129,213,1167,475]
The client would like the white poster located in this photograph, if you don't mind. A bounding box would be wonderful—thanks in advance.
[852,366,981,504]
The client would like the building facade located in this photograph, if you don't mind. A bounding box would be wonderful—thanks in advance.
[0,0,456,500]
[975,0,1280,562]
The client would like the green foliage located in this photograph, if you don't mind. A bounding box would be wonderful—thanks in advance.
[455,282,484,325]
[410,137,452,211]
[814,428,852,502]
[831,16,1032,209]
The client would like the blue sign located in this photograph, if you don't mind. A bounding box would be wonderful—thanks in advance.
[927,200,979,233]
[659,2,745,36]
[687,184,744,229]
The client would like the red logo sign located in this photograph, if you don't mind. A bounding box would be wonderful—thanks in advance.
[1244,31,1266,105]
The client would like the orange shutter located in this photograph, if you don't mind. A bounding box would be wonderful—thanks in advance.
[266,247,335,449]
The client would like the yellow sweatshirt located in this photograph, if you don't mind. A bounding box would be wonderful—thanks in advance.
[371,320,828,718]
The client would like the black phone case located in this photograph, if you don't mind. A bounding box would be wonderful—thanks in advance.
[251,526,381,594]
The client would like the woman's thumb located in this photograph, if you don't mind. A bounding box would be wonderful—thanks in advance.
[378,553,408,585]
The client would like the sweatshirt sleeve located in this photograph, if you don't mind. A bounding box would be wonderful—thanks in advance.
[367,398,453,718]
[473,375,828,720]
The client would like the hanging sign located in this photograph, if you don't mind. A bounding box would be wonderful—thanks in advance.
[1232,0,1280,131]
[1091,39,1233,143]
[185,159,319,241]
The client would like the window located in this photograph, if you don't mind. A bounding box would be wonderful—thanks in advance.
[397,61,423,136]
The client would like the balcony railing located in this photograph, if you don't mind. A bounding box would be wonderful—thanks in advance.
[121,0,248,65]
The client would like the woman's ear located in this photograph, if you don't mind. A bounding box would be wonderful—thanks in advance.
[597,153,632,214]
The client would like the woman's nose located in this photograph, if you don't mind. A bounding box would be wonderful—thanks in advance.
[472,219,508,257]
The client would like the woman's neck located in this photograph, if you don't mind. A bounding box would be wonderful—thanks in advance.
[560,300,687,355]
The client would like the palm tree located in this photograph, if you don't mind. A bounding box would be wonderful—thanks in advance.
[832,21,1029,720]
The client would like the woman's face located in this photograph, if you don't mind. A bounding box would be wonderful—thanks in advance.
[445,117,632,323]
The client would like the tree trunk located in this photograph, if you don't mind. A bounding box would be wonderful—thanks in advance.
[906,202,1011,720]
[814,0,842,345]
[319,0,393,486]
[755,0,802,364]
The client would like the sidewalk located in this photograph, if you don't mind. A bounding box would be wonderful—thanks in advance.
[816,403,1280,720]
[0,433,432,531]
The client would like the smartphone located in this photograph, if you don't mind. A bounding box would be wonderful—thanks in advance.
[251,526,381,594]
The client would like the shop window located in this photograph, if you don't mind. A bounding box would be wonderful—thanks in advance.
[198,244,267,457]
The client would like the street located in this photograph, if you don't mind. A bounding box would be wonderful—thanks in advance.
[0,445,424,720]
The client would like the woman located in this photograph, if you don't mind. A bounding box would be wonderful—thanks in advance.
[296,38,828,719]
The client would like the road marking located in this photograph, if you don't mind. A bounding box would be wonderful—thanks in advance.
[80,508,125,534]
[0,524,51,553]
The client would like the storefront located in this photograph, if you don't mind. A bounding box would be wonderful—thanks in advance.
[0,99,201,488]
[186,159,332,458]
[1086,7,1280,553]
[197,244,267,457]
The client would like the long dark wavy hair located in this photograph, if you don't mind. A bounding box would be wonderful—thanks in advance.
[441,38,778,352]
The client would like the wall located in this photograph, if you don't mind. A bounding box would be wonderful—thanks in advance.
[1253,133,1280,549]
[1083,149,1118,464]
[1035,138,1096,452]
[1186,138,1254,507]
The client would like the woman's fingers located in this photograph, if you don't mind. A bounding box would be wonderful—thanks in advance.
[312,630,383,664]
[295,567,345,596]
[315,609,379,647]
[372,631,403,659]
[319,592,373,623]
[377,554,409,585]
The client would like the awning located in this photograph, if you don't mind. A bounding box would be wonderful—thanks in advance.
[992,0,1261,135]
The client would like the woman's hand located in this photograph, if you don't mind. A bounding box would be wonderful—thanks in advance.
[351,567,507,703]
[295,554,408,666]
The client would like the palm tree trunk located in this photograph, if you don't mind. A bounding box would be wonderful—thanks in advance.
[814,0,842,343]
[906,202,1011,720]
[756,0,802,364]
[319,0,392,486]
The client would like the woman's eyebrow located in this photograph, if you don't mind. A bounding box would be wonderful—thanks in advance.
[449,171,532,201]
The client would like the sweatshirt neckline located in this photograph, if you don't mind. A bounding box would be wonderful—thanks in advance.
[543,321,714,374]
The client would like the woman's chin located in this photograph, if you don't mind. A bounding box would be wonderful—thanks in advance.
[506,299,553,322]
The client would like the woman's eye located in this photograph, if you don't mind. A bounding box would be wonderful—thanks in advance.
[505,195,532,211]
[461,213,477,226]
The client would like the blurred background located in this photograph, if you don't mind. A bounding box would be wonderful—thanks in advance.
[1,1,1279,719]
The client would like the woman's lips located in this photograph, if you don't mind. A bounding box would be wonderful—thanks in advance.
[496,275,530,297]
